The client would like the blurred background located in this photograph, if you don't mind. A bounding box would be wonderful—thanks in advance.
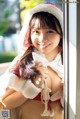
[0,0,62,63]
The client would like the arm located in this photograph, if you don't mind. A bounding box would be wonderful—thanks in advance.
[2,88,16,100]
[2,88,27,109]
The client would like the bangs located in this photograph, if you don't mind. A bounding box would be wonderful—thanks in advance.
[29,12,62,36]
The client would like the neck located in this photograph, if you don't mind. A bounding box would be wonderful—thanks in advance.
[44,47,60,62]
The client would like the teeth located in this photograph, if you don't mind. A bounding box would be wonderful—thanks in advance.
[40,45,46,48]
[40,44,49,48]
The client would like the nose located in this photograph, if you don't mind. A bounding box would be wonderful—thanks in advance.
[38,33,47,43]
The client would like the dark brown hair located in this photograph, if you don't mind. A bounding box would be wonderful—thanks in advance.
[29,12,63,47]
[19,46,41,80]
[20,12,63,75]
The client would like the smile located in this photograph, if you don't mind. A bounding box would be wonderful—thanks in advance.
[39,43,50,49]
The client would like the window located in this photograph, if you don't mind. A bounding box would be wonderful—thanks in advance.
[63,0,79,119]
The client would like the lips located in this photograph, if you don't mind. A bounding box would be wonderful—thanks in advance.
[39,43,50,49]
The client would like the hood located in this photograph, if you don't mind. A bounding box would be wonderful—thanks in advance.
[19,3,63,50]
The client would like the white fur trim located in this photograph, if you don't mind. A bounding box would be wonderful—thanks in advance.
[7,73,41,99]
[4,73,41,99]
[32,52,64,79]
[7,73,26,91]
[19,3,63,49]
[21,80,41,99]
[0,72,20,96]
[50,63,64,79]
[0,72,41,99]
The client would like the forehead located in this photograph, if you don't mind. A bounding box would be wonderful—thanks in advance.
[32,19,40,28]
[30,18,50,29]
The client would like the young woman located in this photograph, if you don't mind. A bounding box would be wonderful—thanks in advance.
[0,3,64,119]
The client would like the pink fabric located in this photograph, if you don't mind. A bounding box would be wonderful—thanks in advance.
[23,26,30,47]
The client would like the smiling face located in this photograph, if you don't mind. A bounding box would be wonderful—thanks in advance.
[29,12,62,60]
[31,19,61,54]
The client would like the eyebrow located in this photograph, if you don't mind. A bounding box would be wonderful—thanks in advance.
[31,27,39,30]
[31,27,54,30]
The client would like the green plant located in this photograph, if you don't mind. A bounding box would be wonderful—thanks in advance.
[0,51,18,63]
[0,0,20,35]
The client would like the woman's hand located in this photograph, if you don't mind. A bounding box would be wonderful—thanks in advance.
[2,91,27,109]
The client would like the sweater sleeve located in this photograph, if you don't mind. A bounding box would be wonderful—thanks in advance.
[0,54,22,97]
[0,54,41,99]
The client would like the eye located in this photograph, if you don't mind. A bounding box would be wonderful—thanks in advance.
[31,29,39,34]
[35,30,39,34]
[47,30,56,34]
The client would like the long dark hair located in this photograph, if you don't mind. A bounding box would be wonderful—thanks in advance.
[29,12,63,47]
[19,46,41,82]
[20,12,63,78]
[29,12,63,62]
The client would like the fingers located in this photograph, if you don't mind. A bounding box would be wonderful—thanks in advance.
[37,66,47,74]
[36,61,43,67]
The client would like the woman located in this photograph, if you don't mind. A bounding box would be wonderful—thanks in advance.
[0,2,64,119]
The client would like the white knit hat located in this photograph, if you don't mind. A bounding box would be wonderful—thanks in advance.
[19,3,63,50]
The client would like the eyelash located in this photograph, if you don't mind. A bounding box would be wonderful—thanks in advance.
[35,31,39,33]
[32,30,39,34]
[47,30,54,33]
[31,30,56,34]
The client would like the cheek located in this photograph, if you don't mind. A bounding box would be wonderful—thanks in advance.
[55,39,61,45]
[31,36,37,47]
[51,36,61,45]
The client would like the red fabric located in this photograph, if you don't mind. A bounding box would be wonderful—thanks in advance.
[9,65,20,78]
[33,93,60,110]
[45,2,61,10]
[23,26,30,47]
[33,93,51,110]
[34,93,60,102]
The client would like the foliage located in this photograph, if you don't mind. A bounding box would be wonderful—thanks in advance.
[0,51,18,63]
[0,0,43,35]
[20,0,43,25]
[0,11,11,35]
[0,0,19,35]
